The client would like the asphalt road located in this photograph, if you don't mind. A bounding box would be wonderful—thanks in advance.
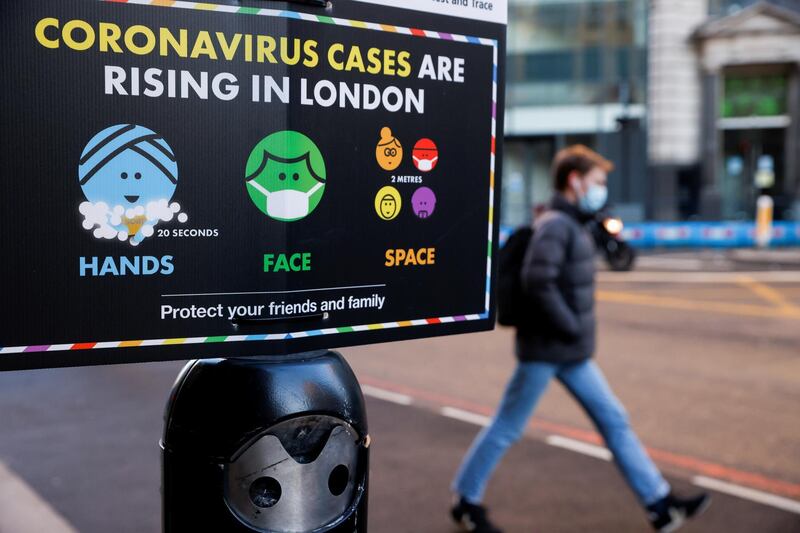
[0,262,799,532]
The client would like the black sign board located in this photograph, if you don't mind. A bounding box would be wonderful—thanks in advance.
[0,0,506,370]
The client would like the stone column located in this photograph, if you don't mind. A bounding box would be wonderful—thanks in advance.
[787,65,800,218]
[699,71,723,219]
[647,0,709,219]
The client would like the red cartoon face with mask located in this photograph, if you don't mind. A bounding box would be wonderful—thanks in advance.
[412,138,439,173]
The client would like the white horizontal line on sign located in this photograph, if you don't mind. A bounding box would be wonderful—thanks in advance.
[351,0,507,25]
[692,476,800,515]
[162,284,387,298]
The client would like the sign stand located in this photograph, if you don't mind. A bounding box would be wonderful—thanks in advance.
[162,351,369,532]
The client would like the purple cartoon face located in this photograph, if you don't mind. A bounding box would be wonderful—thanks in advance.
[411,187,436,219]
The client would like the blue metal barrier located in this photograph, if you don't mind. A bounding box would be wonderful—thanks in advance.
[499,222,800,249]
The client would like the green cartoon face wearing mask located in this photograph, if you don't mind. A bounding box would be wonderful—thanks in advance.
[245,131,326,222]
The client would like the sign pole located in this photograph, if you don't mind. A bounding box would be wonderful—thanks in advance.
[755,194,774,248]
[161,350,369,532]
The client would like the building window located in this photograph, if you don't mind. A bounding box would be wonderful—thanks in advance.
[507,0,647,107]
[709,0,759,15]
[722,74,788,118]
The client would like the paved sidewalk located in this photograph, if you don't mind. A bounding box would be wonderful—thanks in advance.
[0,461,76,533]
[624,247,800,272]
[730,248,800,266]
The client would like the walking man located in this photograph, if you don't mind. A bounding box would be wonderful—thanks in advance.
[450,146,710,532]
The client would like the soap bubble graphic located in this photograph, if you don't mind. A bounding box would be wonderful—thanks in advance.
[79,200,188,246]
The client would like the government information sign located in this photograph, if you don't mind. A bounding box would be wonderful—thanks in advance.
[0,0,506,370]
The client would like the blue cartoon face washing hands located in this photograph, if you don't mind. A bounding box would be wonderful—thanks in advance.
[78,124,187,246]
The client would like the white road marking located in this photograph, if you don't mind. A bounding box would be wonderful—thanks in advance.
[634,257,708,270]
[360,385,413,406]
[692,476,800,515]
[598,271,800,284]
[0,461,77,533]
[545,435,612,461]
[440,407,491,427]
[732,249,800,262]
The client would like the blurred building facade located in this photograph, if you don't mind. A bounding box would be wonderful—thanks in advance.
[502,0,800,225]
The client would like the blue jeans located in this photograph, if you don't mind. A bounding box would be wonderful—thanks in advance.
[452,359,670,506]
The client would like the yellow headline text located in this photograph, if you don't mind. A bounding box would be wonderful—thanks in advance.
[35,18,412,77]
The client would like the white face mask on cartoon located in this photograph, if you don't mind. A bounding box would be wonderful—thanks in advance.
[413,156,438,172]
[248,180,324,220]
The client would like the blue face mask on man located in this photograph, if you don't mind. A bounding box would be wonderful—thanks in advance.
[578,183,608,213]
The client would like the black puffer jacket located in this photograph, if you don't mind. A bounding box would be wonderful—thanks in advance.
[516,195,596,363]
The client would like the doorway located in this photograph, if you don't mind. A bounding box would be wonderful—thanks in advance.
[721,128,785,220]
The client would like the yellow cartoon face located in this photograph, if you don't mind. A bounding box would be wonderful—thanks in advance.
[376,127,403,171]
[375,186,402,221]
[380,195,397,219]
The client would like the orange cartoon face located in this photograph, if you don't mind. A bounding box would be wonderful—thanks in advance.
[375,127,403,171]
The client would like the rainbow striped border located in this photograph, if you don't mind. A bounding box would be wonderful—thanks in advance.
[0,0,498,355]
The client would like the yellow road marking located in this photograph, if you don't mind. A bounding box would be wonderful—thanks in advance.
[597,290,800,320]
[736,275,800,314]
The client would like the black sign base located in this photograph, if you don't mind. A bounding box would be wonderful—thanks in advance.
[161,350,369,532]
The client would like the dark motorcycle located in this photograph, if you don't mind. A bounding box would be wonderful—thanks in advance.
[589,211,636,271]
